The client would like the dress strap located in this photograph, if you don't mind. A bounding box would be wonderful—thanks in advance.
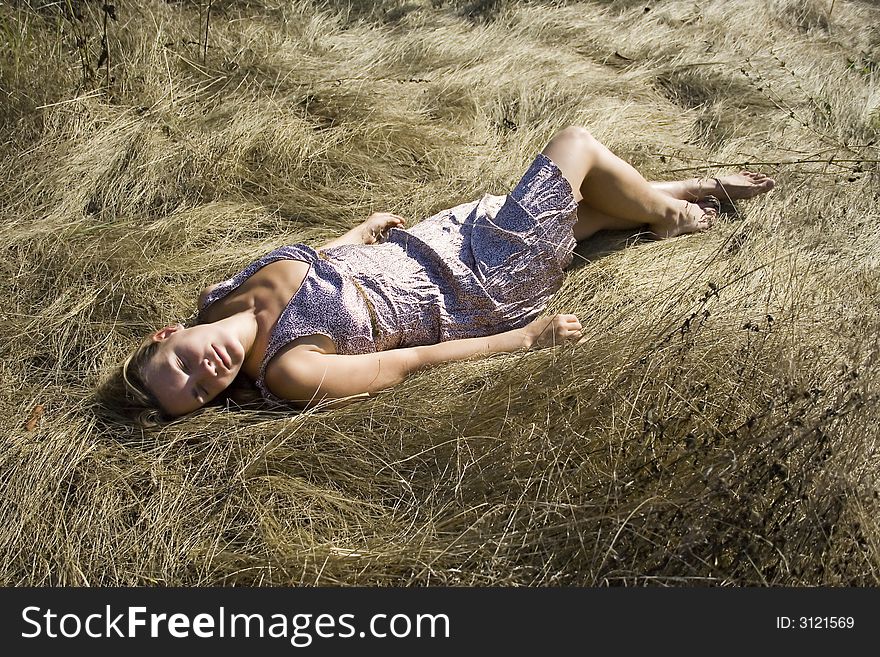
[198,244,317,315]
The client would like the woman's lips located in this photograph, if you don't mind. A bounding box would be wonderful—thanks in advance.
[212,345,230,370]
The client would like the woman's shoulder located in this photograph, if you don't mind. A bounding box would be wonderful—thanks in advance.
[198,283,220,310]
[197,243,317,311]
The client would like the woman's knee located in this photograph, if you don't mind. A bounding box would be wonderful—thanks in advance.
[553,125,596,150]
[541,126,597,202]
[546,126,599,169]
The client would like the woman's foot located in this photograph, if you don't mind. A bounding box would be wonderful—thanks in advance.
[649,200,717,239]
[696,171,776,201]
[657,171,776,202]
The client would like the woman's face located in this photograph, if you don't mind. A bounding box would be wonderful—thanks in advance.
[143,322,245,417]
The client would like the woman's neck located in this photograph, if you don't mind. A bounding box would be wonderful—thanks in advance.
[225,309,260,359]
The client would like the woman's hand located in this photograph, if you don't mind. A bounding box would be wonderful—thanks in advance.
[318,212,407,251]
[362,212,406,244]
[521,313,584,349]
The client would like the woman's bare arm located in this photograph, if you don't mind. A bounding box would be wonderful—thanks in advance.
[265,314,583,409]
[318,212,406,251]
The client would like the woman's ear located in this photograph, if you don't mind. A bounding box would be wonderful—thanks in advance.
[152,323,184,342]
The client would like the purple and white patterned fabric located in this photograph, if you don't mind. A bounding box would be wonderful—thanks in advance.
[199,152,578,404]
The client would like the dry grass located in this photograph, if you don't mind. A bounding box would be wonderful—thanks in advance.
[1,0,879,586]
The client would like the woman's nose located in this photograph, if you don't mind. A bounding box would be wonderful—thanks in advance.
[199,357,217,376]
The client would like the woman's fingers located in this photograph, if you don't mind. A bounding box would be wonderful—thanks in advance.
[383,215,405,234]
[377,214,406,231]
[546,314,586,344]
[364,213,407,244]
[526,313,584,348]
[557,314,581,329]
[557,315,583,344]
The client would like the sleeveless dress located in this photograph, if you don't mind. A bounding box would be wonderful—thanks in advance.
[199,152,578,404]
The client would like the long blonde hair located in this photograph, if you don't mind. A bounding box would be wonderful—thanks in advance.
[118,335,167,427]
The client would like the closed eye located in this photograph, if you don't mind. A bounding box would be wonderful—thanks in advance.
[176,358,202,401]
[175,357,209,403]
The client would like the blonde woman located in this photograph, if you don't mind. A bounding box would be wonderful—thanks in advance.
[120,126,774,421]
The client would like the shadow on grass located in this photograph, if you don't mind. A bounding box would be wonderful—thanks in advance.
[568,229,646,271]
[567,201,744,271]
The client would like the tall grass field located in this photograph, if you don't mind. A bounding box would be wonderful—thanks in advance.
[1,0,879,585]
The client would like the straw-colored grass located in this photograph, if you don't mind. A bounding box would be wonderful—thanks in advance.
[1,0,878,585]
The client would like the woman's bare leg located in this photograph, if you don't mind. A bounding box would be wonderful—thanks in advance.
[574,172,777,240]
[542,126,714,239]
[572,203,643,241]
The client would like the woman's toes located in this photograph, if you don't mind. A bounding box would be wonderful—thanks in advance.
[683,201,715,233]
[753,177,775,194]
[699,207,717,230]
[697,196,721,214]
[721,171,775,198]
